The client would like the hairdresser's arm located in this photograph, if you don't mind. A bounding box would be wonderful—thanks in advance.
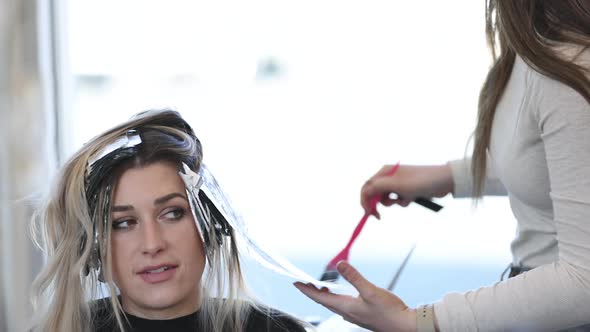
[447,158,507,198]
[434,67,590,331]
[294,261,428,332]
[360,159,507,217]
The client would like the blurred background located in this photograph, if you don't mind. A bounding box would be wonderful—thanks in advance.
[0,0,516,331]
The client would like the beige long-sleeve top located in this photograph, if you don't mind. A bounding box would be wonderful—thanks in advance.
[434,51,590,331]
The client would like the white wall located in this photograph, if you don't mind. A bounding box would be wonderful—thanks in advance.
[64,0,514,265]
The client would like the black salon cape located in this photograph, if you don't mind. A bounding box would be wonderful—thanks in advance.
[92,298,306,332]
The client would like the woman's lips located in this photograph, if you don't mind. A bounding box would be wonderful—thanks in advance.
[138,265,178,284]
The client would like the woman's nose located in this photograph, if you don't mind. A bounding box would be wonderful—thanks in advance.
[141,220,166,255]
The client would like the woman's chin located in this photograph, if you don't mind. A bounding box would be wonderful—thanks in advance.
[123,287,200,319]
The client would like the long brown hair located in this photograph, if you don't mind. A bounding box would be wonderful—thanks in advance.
[473,0,590,196]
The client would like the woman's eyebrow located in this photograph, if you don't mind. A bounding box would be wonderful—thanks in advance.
[111,193,188,212]
[112,205,133,212]
[154,192,188,205]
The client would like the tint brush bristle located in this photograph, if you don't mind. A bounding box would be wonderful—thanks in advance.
[319,269,340,282]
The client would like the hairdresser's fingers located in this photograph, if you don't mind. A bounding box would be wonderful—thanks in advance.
[360,178,373,211]
[381,197,398,206]
[361,165,397,211]
[375,164,396,177]
[373,210,381,220]
[362,180,393,215]
[369,177,405,198]
[293,282,356,313]
[363,179,408,214]
[398,199,412,207]
[337,261,380,303]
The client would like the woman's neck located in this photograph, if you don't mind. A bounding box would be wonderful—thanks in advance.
[120,293,202,320]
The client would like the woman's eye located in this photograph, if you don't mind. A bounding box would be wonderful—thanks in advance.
[162,208,185,221]
[112,219,135,230]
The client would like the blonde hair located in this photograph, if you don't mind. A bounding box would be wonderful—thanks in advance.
[30,110,261,332]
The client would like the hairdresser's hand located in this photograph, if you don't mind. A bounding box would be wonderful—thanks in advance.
[361,164,453,218]
[294,262,416,332]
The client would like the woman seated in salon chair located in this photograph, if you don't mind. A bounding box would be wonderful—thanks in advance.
[29,110,308,332]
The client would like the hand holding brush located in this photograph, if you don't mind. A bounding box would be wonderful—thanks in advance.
[319,163,443,282]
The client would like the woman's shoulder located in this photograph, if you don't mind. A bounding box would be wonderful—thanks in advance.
[245,305,308,332]
[87,297,309,331]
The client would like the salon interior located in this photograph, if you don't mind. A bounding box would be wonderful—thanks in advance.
[0,1,516,331]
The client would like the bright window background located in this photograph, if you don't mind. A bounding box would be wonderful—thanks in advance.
[65,0,515,323]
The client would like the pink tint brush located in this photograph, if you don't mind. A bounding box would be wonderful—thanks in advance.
[318,164,400,282]
[319,164,442,282]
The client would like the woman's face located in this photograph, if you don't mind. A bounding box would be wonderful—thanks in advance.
[110,161,206,319]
